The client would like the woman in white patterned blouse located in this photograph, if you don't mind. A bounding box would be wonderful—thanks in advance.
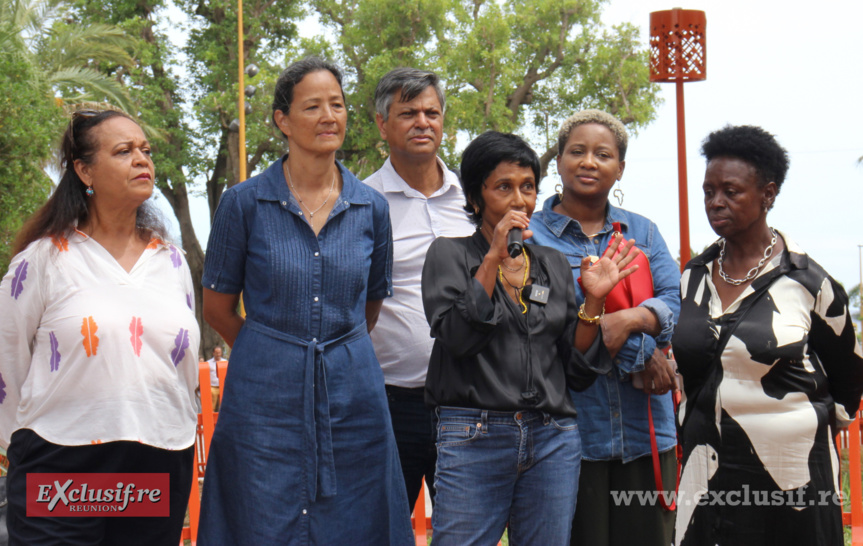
[0,109,200,545]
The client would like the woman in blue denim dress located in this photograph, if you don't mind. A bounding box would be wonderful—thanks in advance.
[529,110,681,546]
[422,131,639,545]
[197,57,412,545]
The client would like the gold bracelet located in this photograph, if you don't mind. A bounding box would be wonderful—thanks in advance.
[578,303,604,325]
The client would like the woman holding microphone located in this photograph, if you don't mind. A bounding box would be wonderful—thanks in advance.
[422,131,639,545]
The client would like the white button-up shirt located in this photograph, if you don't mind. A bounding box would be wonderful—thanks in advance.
[0,232,200,450]
[207,357,226,387]
[364,157,475,387]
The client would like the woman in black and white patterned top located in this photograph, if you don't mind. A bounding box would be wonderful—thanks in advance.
[672,125,863,546]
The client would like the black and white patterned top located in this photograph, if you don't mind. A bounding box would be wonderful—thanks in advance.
[672,232,863,546]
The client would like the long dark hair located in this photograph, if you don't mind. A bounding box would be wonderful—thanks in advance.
[13,109,168,255]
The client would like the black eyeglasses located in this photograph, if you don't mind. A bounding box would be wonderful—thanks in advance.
[69,110,101,153]
[71,109,100,119]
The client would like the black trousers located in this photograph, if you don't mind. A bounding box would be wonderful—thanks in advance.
[385,385,437,511]
[571,451,677,546]
[6,429,193,546]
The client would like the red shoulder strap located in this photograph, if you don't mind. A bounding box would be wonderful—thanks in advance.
[648,393,682,511]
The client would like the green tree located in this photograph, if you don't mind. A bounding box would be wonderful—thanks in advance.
[849,283,862,318]
[0,55,62,274]
[312,0,452,177]
[0,0,138,271]
[48,0,660,351]
[313,0,661,178]
[1,0,136,112]
[72,0,302,353]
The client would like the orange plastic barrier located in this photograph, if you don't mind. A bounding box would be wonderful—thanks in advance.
[838,410,863,545]
[180,360,226,545]
[411,479,501,545]
[412,480,431,545]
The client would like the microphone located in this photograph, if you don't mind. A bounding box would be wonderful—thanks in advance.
[507,228,523,258]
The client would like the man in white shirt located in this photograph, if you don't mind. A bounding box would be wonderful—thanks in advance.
[206,346,227,411]
[364,68,474,510]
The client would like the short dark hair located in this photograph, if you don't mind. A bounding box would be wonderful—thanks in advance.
[374,67,445,120]
[13,109,167,255]
[700,125,789,194]
[271,57,344,139]
[460,131,541,226]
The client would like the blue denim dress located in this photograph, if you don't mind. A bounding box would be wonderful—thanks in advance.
[198,157,412,545]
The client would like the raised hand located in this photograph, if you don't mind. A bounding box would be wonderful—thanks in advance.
[580,233,640,300]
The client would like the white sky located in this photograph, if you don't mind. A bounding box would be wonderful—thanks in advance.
[171,0,863,295]
[595,0,863,294]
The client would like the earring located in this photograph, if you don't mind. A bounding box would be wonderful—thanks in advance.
[555,182,563,201]
[613,182,624,206]
[85,186,94,197]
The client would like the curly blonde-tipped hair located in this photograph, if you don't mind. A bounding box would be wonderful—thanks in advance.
[557,109,628,160]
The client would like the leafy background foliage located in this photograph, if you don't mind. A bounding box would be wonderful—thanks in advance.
[1,0,661,353]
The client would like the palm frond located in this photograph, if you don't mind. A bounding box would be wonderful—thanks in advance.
[42,23,135,69]
[48,66,135,114]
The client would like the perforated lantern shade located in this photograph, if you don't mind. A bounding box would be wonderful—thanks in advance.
[650,9,706,83]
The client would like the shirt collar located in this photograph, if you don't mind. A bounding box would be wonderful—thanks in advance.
[68,228,172,251]
[538,195,630,237]
[377,156,460,198]
[255,155,369,206]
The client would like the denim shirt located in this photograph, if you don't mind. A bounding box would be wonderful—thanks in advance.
[529,196,680,462]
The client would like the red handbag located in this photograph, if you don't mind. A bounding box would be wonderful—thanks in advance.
[576,222,680,511]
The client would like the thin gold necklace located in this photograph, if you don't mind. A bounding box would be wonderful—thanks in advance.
[501,254,525,272]
[498,248,530,314]
[286,163,336,220]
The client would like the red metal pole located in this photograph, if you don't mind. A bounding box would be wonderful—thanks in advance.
[676,79,691,271]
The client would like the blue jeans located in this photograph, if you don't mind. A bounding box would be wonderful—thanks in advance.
[431,407,581,546]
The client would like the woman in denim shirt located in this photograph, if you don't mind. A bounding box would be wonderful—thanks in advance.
[529,110,681,546]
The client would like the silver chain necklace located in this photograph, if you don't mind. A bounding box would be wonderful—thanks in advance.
[286,164,336,220]
[717,228,778,286]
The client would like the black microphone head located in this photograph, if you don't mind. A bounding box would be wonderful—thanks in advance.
[507,228,523,258]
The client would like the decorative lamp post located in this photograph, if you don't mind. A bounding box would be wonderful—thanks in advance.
[237,0,247,182]
[649,8,706,270]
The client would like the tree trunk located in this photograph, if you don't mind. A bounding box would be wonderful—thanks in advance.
[539,144,557,180]
[207,130,230,222]
[160,181,221,358]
